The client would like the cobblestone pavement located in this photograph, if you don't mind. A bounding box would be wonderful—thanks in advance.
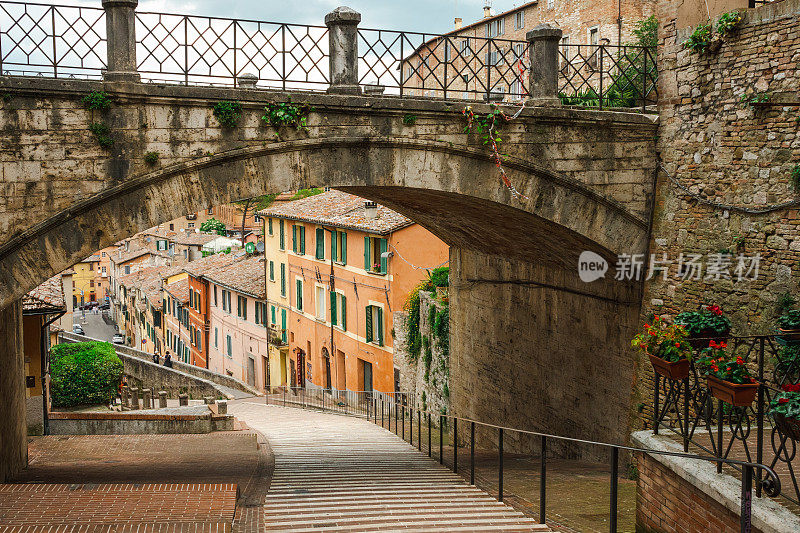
[73,308,119,342]
[229,401,551,532]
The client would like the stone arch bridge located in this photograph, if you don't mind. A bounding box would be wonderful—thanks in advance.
[0,76,657,480]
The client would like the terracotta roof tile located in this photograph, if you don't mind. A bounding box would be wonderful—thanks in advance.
[163,278,190,304]
[173,232,218,246]
[203,255,266,299]
[118,266,169,307]
[258,191,412,235]
[182,252,239,278]
[23,274,66,313]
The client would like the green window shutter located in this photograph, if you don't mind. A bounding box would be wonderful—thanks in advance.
[340,294,347,331]
[271,305,276,325]
[243,298,247,320]
[215,328,218,348]
[365,305,373,343]
[292,225,297,253]
[380,239,388,274]
[296,279,303,310]
[269,261,274,281]
[281,309,287,343]
[341,233,347,264]
[376,307,384,346]
[364,236,371,271]
[331,231,338,262]
[300,227,306,255]
[280,264,286,296]
[227,335,232,357]
[268,218,273,235]
[316,228,325,259]
[330,291,337,325]
[279,220,285,249]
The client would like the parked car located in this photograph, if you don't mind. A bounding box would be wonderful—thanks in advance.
[99,303,110,310]
[72,324,84,335]
[112,333,125,345]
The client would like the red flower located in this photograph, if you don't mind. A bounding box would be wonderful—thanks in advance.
[736,357,744,365]
[711,364,719,372]
[782,383,800,393]
[644,324,650,329]
[649,330,657,336]
[675,343,681,348]
[779,398,789,404]
[726,367,732,372]
[709,340,718,348]
[706,305,723,316]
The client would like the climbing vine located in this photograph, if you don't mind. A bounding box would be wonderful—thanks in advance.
[262,100,311,131]
[89,122,114,148]
[212,100,243,128]
[404,267,449,363]
[83,91,114,148]
[83,91,112,111]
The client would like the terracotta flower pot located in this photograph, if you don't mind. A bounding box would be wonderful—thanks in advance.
[773,413,800,441]
[777,327,800,342]
[706,375,758,407]
[649,354,690,381]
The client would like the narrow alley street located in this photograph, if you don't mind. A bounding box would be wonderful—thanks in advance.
[229,401,550,532]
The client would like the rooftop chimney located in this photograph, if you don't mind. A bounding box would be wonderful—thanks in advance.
[364,201,378,220]
[454,17,463,30]
[483,4,492,18]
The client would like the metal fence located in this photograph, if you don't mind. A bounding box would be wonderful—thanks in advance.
[0,1,657,109]
[651,335,800,508]
[270,384,779,532]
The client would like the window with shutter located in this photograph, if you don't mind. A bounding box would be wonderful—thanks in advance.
[316,228,325,260]
[292,225,297,253]
[380,239,388,274]
[376,307,384,346]
[280,264,286,297]
[365,305,373,343]
[364,236,371,271]
[331,231,338,262]
[271,305,276,325]
[296,279,303,311]
[330,291,337,326]
[215,327,218,348]
[227,335,232,357]
[281,309,287,343]
[279,220,285,250]
[269,261,274,281]
[268,218,273,235]
[341,232,347,264]
[300,227,306,255]
[340,294,347,331]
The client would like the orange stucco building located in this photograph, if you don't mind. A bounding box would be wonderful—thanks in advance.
[260,191,448,395]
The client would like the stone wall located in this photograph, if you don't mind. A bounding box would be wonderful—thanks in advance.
[0,301,25,482]
[394,291,451,418]
[636,0,800,424]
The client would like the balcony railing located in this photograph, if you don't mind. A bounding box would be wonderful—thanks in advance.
[0,1,657,110]
[651,335,800,510]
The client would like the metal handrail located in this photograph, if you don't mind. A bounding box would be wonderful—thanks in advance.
[270,385,779,532]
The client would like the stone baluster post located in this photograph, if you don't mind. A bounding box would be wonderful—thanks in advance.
[158,391,167,408]
[121,385,129,408]
[217,400,228,415]
[129,387,139,410]
[325,7,361,95]
[178,393,188,406]
[102,0,140,83]
[142,388,152,409]
[526,24,563,106]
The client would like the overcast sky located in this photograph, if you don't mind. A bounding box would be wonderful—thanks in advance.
[60,0,526,34]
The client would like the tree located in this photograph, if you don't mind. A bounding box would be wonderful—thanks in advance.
[200,217,227,235]
[50,342,123,407]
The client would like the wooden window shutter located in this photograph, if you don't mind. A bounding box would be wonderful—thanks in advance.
[380,239,388,274]
[316,228,325,259]
[279,220,285,249]
[364,236,371,271]
[300,227,306,255]
[376,307,384,346]
[292,225,297,253]
[340,294,347,331]
[330,291,337,325]
[296,279,303,310]
[331,231,338,261]
[342,233,347,264]
[365,305,373,343]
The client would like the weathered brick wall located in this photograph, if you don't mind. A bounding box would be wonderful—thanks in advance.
[635,0,800,424]
[636,451,762,533]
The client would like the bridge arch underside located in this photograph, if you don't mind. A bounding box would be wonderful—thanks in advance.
[0,138,646,479]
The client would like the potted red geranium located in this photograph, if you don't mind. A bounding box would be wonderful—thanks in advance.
[675,305,731,350]
[632,316,692,380]
[770,383,800,441]
[697,340,758,406]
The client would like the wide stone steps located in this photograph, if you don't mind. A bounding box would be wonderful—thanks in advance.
[229,402,551,532]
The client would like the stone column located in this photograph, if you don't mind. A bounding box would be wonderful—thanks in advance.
[158,391,167,408]
[325,7,361,95]
[121,385,129,408]
[178,393,188,406]
[102,0,140,83]
[0,301,26,482]
[526,24,563,106]
[129,387,139,409]
[217,400,228,415]
[142,388,152,409]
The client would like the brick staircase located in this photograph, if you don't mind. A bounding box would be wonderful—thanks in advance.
[232,402,551,532]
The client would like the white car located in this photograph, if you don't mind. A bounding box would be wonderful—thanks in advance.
[72,324,84,335]
[112,334,125,345]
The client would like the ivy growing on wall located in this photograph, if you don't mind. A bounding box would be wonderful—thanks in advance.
[403,267,449,363]
[262,100,312,131]
[212,100,243,128]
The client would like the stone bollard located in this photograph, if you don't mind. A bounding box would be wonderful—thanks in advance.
[121,385,129,408]
[203,396,215,405]
[129,387,139,410]
[325,7,361,95]
[102,0,140,83]
[526,24,563,106]
[158,391,168,408]
[217,400,228,415]
[237,73,258,89]
[142,388,152,409]
[178,393,189,406]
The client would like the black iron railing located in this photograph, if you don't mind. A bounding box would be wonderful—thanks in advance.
[0,1,657,109]
[652,335,800,508]
[270,385,779,532]
[557,43,658,110]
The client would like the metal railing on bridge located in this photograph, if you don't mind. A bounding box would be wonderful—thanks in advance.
[0,0,657,110]
[270,385,779,532]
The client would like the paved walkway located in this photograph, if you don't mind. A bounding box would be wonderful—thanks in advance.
[230,401,550,532]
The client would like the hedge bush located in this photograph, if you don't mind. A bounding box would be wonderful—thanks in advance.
[50,342,123,408]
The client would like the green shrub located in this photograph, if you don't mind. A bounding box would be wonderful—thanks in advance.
[791,164,800,190]
[212,100,243,128]
[402,114,417,126]
[89,122,114,148]
[262,100,311,131]
[50,342,123,408]
[144,151,159,165]
[83,91,112,111]
[684,23,713,54]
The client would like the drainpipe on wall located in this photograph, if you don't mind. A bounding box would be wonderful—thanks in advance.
[40,310,65,436]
